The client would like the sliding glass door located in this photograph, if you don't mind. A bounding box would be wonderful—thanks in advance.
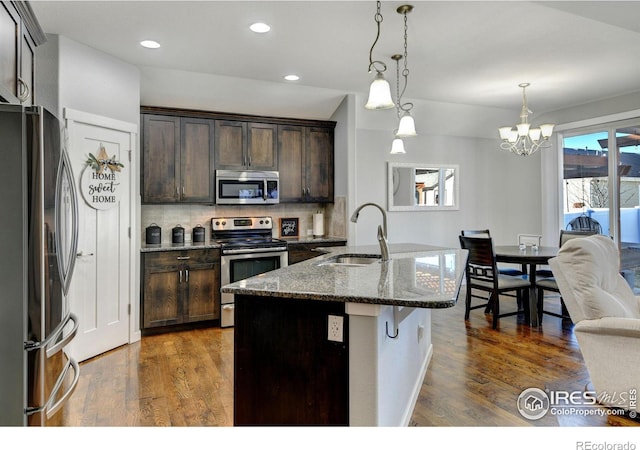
[561,122,640,290]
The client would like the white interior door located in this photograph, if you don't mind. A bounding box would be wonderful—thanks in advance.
[64,110,136,362]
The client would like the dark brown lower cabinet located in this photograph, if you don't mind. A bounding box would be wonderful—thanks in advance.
[287,240,346,265]
[142,249,220,329]
[234,294,349,426]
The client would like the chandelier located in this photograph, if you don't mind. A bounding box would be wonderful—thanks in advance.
[498,83,555,156]
[365,1,394,110]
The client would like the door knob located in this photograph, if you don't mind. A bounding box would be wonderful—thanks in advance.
[76,251,94,258]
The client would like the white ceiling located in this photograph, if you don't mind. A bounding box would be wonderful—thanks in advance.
[29,0,640,119]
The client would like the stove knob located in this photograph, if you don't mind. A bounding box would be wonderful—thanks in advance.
[260,220,264,224]
[215,221,220,226]
[265,219,270,224]
[222,221,226,226]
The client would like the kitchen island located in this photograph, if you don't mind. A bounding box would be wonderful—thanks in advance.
[222,243,467,426]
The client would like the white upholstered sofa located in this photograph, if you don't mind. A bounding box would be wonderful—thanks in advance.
[549,234,640,412]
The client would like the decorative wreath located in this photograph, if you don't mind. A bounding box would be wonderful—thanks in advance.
[86,144,124,174]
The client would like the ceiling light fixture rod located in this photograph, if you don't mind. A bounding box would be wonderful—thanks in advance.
[368,1,386,76]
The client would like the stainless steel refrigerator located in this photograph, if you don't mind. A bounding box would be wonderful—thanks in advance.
[0,104,80,426]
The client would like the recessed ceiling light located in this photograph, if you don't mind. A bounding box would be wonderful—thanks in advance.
[140,40,161,49]
[284,74,300,81]
[250,22,271,33]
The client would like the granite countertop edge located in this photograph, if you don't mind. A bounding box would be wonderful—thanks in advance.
[141,242,221,252]
[225,287,458,309]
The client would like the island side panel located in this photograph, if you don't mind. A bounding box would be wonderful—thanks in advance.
[234,294,349,425]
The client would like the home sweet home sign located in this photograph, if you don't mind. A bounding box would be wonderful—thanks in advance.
[80,144,124,210]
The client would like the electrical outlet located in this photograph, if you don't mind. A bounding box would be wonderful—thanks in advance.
[328,315,343,342]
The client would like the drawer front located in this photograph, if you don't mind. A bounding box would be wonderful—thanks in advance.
[144,248,221,268]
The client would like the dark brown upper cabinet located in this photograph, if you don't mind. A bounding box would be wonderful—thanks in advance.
[278,125,334,203]
[141,107,335,204]
[142,114,215,204]
[0,1,45,106]
[215,120,277,171]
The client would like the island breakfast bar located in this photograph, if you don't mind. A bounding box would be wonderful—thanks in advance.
[222,243,467,426]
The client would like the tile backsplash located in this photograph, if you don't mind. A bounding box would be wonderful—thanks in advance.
[141,196,347,244]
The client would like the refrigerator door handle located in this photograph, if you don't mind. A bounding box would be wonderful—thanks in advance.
[55,143,80,297]
[45,313,79,358]
[45,357,80,419]
[25,356,80,418]
[24,312,79,355]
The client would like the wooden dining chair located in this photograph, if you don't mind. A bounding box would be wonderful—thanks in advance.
[459,235,531,329]
[536,230,599,324]
[461,229,491,238]
[517,234,541,247]
[460,229,524,308]
[461,229,525,275]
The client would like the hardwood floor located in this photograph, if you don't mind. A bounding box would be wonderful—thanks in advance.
[57,289,638,428]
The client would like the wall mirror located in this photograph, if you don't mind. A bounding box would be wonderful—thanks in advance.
[387,162,459,211]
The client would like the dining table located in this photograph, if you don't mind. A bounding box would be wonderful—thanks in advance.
[494,245,559,327]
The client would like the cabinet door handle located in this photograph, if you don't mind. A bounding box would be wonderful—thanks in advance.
[185,268,189,283]
[175,186,179,199]
[179,270,182,283]
[17,77,30,103]
[176,256,191,260]
[248,155,252,167]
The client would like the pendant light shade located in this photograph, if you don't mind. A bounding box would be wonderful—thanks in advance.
[396,111,416,137]
[365,72,395,110]
[391,138,406,154]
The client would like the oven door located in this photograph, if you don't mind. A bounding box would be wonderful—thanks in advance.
[220,250,288,327]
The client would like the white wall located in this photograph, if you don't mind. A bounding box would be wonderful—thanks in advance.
[140,66,345,121]
[349,93,543,248]
[37,35,140,125]
[35,34,142,341]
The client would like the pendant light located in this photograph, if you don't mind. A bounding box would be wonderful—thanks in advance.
[389,54,407,154]
[365,1,394,110]
[390,138,406,154]
[394,5,416,138]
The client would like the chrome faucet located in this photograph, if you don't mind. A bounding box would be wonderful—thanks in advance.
[350,202,390,261]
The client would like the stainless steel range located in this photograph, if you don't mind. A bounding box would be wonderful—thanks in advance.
[212,216,288,327]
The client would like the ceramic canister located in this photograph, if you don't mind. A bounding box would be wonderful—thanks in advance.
[192,224,205,243]
[145,223,161,244]
[172,224,185,244]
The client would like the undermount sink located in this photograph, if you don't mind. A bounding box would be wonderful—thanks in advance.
[319,254,381,267]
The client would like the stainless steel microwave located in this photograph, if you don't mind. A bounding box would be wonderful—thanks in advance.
[215,170,279,204]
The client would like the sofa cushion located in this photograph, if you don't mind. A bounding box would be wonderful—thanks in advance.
[550,235,640,321]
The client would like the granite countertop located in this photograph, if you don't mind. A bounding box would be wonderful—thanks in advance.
[221,243,467,308]
[140,236,346,252]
